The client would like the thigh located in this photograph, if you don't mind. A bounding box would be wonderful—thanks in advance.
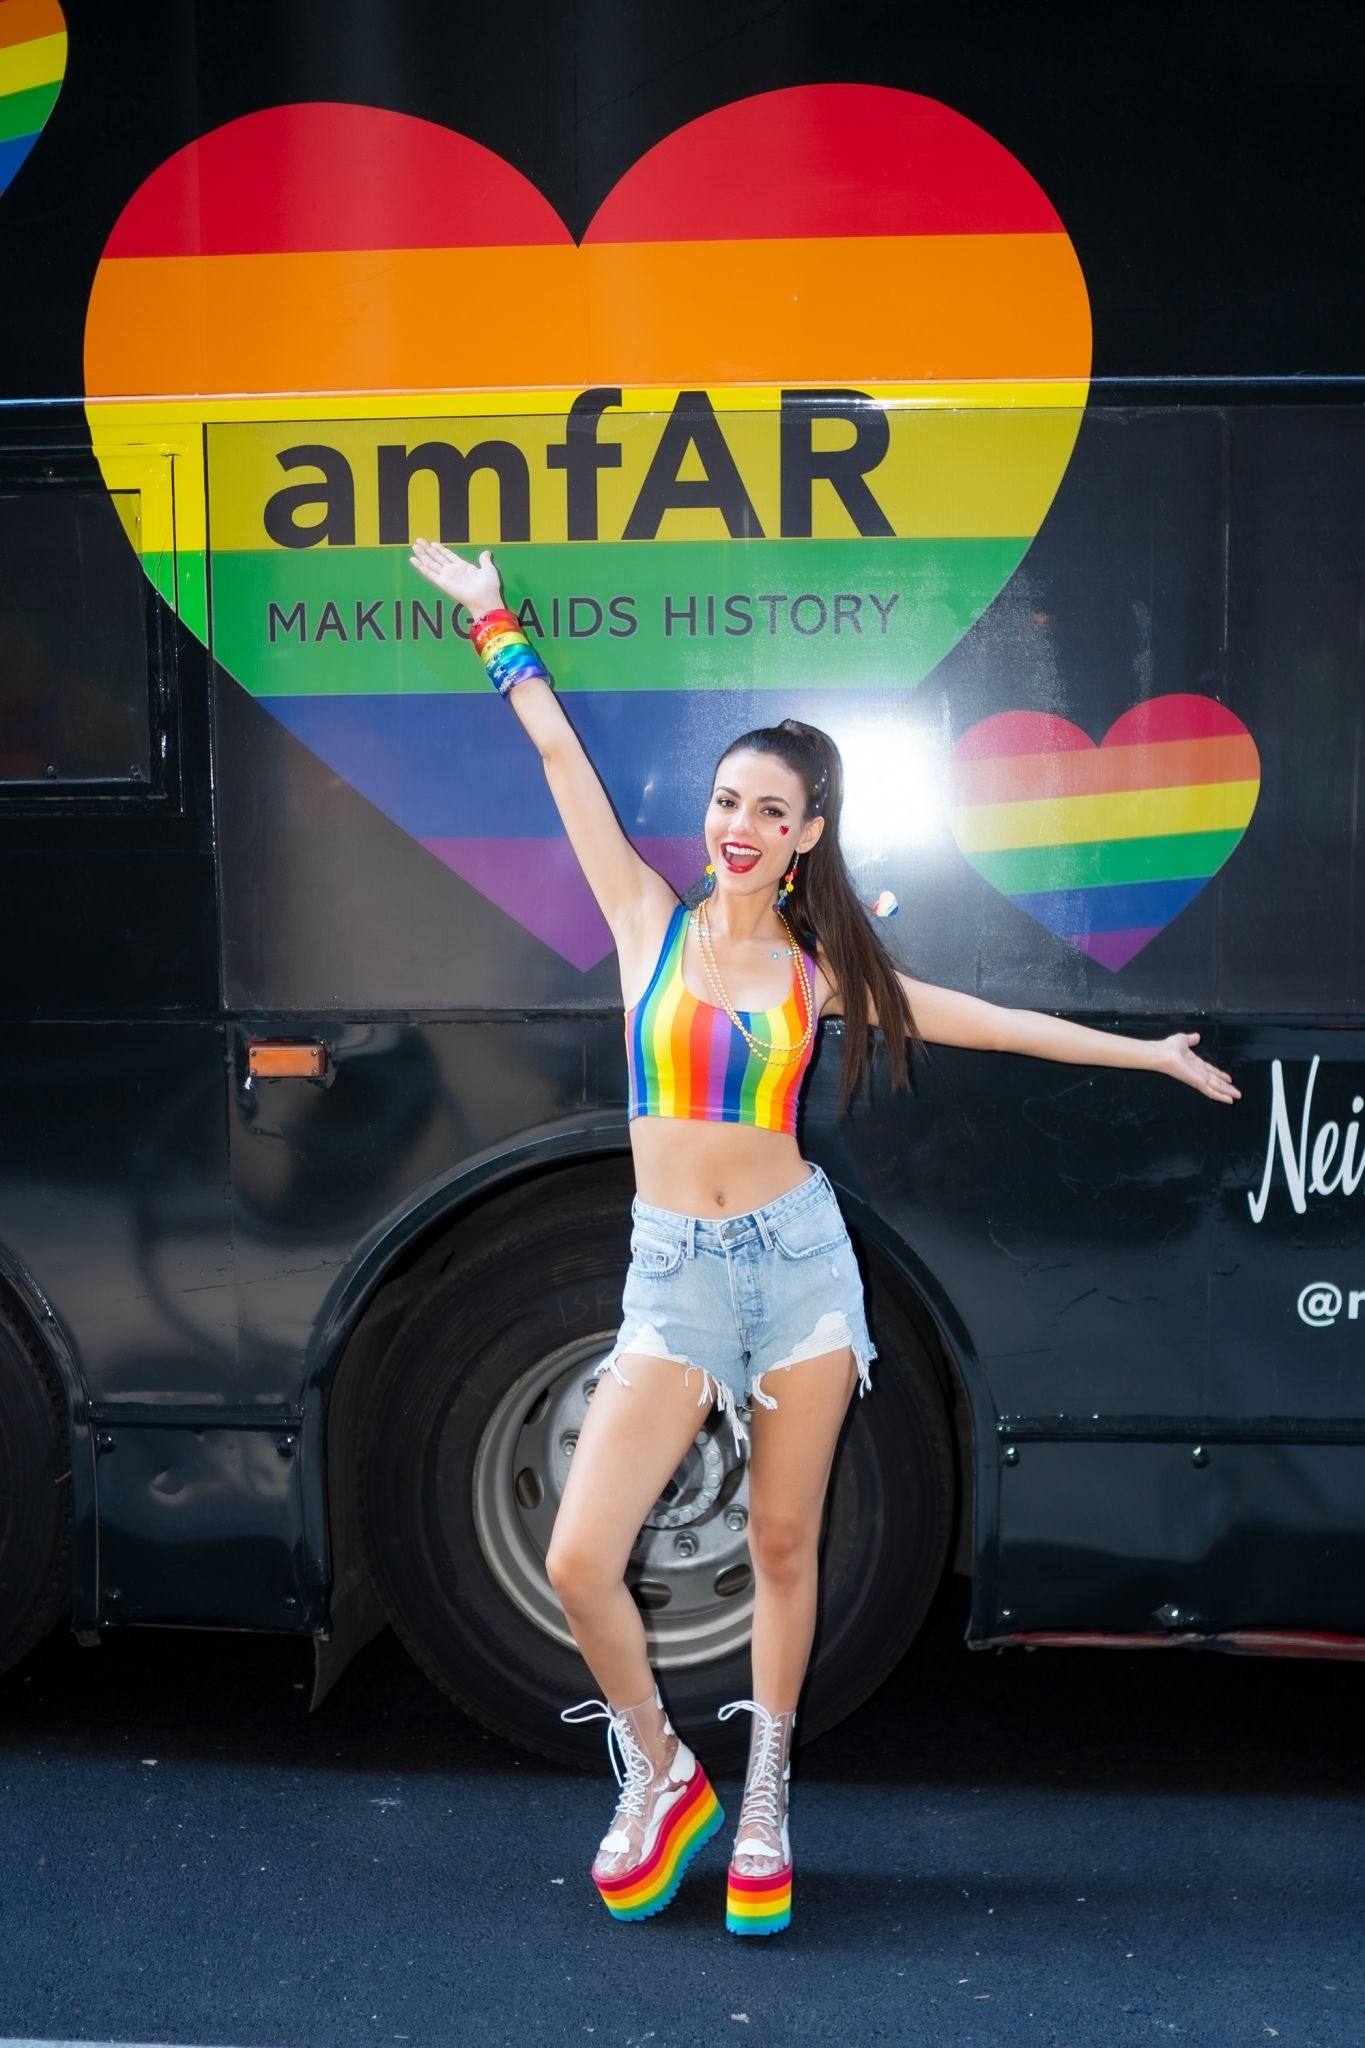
[746,1348,859,1529]
[552,1353,713,1573]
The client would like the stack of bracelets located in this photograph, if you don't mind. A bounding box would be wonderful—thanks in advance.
[469,607,553,696]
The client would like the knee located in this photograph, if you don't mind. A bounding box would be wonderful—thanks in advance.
[546,1532,612,1611]
[747,1513,817,1587]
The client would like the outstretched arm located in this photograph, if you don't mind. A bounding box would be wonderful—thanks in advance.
[900,975,1240,1104]
[409,541,675,944]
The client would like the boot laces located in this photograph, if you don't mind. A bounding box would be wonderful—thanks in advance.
[611,1719,654,1825]
[719,1699,790,1855]
[562,1698,651,1794]
[561,1697,664,1852]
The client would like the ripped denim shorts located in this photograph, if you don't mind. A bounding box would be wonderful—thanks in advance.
[598,1164,874,1451]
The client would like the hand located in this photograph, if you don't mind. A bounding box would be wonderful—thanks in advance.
[1160,1031,1240,1104]
[408,539,504,620]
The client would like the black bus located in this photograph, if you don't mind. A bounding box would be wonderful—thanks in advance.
[1,0,1363,1766]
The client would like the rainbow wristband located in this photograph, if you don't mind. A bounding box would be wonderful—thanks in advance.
[469,607,552,697]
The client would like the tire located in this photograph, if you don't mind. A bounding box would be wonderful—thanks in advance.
[0,1300,72,1675]
[359,1161,954,1767]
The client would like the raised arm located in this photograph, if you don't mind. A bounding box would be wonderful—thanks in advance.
[900,974,1240,1104]
[409,541,675,944]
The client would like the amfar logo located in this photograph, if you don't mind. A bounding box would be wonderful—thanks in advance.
[1248,1058,1365,1223]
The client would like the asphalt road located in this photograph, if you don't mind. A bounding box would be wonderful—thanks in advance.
[0,1581,1361,2048]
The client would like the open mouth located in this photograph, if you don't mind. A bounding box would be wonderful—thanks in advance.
[720,842,763,873]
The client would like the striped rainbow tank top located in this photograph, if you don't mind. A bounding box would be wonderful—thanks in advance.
[626,904,818,1136]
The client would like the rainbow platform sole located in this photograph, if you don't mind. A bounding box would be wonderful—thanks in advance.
[592,1763,724,1922]
[726,1861,793,1936]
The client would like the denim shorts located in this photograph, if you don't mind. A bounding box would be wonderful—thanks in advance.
[599,1165,874,1450]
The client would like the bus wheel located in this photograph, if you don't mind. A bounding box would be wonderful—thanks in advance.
[0,1302,72,1675]
[358,1164,955,1768]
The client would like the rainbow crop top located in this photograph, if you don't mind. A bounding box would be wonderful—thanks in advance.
[626,904,819,1136]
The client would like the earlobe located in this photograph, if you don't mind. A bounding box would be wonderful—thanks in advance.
[799,817,826,854]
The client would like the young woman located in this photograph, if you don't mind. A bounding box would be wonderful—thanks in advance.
[408,539,1240,1937]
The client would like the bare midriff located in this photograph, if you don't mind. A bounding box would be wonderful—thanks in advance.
[628,1116,813,1219]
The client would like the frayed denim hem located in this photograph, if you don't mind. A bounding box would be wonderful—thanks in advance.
[595,1314,873,1456]
[595,1330,750,1453]
[749,1312,875,1414]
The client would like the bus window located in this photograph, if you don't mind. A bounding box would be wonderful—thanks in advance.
[0,484,154,790]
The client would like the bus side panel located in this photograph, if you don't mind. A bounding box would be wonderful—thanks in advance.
[0,1021,239,1627]
[986,1440,1365,1636]
[806,1024,1365,1642]
[0,1023,234,1404]
[224,1014,624,1381]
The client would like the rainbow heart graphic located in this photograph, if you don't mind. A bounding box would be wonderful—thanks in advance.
[947,696,1261,970]
[0,0,65,195]
[84,87,1092,968]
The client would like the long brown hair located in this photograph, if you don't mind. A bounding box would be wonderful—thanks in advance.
[714,719,922,1108]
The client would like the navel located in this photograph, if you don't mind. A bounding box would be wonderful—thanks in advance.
[714,1191,726,1208]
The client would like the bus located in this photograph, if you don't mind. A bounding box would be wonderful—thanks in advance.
[1,0,1363,1767]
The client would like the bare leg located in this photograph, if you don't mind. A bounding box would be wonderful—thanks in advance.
[546,1353,719,1881]
[746,1346,858,1711]
[730,1347,857,1879]
[546,1352,711,1710]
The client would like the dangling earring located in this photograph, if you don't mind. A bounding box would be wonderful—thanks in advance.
[703,862,716,896]
[776,853,799,907]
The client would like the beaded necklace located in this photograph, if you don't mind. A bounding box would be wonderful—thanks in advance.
[695,902,816,1067]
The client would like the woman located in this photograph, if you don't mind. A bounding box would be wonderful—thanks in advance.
[408,539,1240,1937]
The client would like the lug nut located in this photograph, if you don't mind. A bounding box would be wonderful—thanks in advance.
[561,1432,578,1460]
[724,1506,748,1531]
[674,1533,699,1558]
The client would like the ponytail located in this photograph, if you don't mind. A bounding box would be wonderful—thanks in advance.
[717,719,921,1109]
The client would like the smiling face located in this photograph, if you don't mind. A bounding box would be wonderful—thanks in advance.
[705,748,826,899]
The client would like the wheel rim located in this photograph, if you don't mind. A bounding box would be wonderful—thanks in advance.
[470,1333,755,1668]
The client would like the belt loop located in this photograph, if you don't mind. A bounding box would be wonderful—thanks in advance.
[686,1214,696,1259]
[755,1206,774,1251]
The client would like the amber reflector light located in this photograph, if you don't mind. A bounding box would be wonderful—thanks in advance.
[248,1042,327,1079]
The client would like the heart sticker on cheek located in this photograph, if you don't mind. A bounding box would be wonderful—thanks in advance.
[0,0,66,195]
[84,86,1092,969]
[948,695,1261,969]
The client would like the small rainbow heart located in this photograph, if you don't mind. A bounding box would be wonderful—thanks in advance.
[947,695,1261,970]
[0,0,65,195]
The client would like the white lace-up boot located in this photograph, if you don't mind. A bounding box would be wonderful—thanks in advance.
[718,1699,795,1934]
[561,1689,724,1920]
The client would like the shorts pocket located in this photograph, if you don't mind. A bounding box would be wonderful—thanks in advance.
[769,1196,847,1261]
[629,1228,686,1278]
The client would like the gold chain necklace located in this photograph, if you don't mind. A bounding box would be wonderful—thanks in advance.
[695,902,816,1066]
